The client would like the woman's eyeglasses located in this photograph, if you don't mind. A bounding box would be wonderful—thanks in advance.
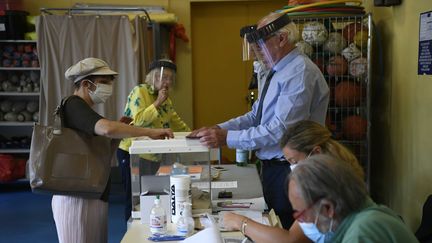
[292,198,322,222]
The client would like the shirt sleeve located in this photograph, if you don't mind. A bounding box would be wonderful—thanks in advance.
[218,101,258,131]
[124,86,159,127]
[225,71,314,150]
[63,95,103,136]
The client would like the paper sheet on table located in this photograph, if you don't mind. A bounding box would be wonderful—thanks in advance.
[181,227,222,243]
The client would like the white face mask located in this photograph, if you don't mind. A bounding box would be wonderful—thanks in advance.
[87,80,113,104]
[298,203,335,243]
[289,150,313,172]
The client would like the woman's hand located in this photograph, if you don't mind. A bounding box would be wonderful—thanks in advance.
[148,128,174,139]
[222,212,247,231]
[154,87,169,108]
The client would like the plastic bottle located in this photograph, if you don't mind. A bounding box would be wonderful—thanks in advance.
[236,149,248,167]
[176,202,194,237]
[150,195,167,236]
[170,175,191,223]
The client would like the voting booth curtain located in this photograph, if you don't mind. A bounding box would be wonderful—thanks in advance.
[36,14,150,128]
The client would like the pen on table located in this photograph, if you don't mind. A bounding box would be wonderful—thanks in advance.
[148,235,186,241]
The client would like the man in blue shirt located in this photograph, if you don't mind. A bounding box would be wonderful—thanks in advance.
[191,12,329,228]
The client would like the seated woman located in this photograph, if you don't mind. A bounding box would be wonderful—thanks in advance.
[288,154,418,242]
[223,120,364,243]
[117,59,190,222]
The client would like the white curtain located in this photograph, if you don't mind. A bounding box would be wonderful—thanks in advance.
[36,14,149,126]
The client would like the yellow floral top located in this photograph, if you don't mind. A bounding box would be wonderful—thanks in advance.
[119,84,190,160]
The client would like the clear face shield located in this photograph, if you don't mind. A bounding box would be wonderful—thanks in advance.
[247,14,292,69]
[240,25,257,61]
[146,60,177,91]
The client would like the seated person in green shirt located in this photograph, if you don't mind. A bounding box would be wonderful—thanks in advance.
[288,154,418,243]
[117,59,190,222]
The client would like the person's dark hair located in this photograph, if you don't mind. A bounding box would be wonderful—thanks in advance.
[289,154,368,220]
[280,120,364,179]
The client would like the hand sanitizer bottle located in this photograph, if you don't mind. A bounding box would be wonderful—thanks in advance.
[150,195,167,235]
[176,202,194,237]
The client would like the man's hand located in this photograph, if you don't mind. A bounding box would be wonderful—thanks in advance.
[153,87,169,108]
[197,127,227,148]
[188,125,220,138]
[148,128,174,139]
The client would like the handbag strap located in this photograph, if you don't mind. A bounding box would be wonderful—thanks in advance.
[52,96,73,135]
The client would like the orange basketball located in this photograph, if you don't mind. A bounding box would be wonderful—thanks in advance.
[326,55,347,76]
[342,115,367,140]
[334,81,362,107]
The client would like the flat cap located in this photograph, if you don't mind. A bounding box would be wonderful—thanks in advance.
[65,57,118,83]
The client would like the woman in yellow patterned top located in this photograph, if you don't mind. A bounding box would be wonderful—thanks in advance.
[116,59,190,222]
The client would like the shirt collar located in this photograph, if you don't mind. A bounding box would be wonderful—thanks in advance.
[272,47,300,73]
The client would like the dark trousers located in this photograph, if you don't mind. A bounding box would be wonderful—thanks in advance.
[261,159,294,229]
[117,149,131,222]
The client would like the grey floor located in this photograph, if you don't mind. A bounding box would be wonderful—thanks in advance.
[0,169,127,243]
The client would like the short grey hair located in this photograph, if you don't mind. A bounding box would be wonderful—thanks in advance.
[289,154,368,220]
[277,22,299,45]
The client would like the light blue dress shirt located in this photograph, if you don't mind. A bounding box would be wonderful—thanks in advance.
[218,48,329,160]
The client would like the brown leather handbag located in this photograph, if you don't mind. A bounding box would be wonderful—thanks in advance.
[29,97,117,198]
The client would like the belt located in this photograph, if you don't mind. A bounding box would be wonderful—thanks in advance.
[261,158,288,165]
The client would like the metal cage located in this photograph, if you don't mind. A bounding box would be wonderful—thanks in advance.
[291,14,372,186]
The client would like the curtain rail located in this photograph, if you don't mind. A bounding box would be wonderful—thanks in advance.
[40,7,152,22]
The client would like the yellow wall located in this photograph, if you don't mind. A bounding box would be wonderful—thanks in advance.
[365,1,432,230]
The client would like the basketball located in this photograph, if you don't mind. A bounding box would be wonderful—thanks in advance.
[342,115,367,140]
[326,55,348,76]
[334,81,362,106]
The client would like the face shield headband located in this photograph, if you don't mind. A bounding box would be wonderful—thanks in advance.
[240,25,257,61]
[247,14,292,68]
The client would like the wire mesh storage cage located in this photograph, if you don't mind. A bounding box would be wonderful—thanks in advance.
[291,14,372,184]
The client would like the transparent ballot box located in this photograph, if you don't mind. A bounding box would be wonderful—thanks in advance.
[129,132,219,220]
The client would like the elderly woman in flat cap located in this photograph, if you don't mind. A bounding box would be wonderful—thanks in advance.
[116,59,190,222]
[52,57,173,243]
